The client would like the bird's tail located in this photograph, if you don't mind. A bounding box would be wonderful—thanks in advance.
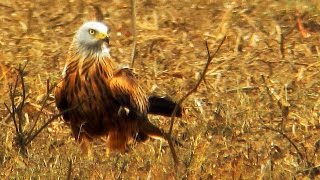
[148,96,182,117]
[136,119,181,146]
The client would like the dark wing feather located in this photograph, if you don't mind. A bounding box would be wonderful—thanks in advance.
[108,68,180,145]
[54,81,70,121]
[108,68,148,115]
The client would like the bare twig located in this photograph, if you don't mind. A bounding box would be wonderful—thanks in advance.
[164,133,179,166]
[4,101,18,135]
[0,3,14,11]
[130,0,137,68]
[258,120,305,163]
[26,9,33,34]
[50,14,83,28]
[4,62,80,152]
[279,33,285,59]
[92,4,104,21]
[9,73,20,135]
[17,63,28,136]
[165,36,226,165]
[67,158,73,180]
[25,103,81,145]
[260,75,274,103]
[25,80,56,141]
[168,36,226,135]
[4,63,29,153]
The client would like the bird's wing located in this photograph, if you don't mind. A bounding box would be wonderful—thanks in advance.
[108,68,148,115]
[54,80,70,121]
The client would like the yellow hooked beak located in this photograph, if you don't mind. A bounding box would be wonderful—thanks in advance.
[96,32,109,44]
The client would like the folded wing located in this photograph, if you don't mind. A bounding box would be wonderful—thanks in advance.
[108,68,148,116]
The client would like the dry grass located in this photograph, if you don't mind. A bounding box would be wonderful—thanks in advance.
[1,0,320,179]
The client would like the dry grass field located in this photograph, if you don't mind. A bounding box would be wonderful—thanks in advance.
[1,0,320,179]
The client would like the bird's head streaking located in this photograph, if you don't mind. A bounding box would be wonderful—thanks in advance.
[73,21,110,58]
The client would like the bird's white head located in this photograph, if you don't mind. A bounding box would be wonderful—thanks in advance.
[74,21,110,57]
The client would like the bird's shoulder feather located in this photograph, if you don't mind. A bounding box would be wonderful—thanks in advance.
[108,68,148,114]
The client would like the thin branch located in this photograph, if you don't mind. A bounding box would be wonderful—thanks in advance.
[164,37,226,166]
[25,81,57,141]
[164,133,179,165]
[3,62,29,153]
[92,4,104,21]
[67,158,73,180]
[5,86,15,128]
[10,77,20,136]
[279,33,285,59]
[4,102,19,135]
[25,103,81,145]
[130,0,137,68]
[24,112,60,145]
[258,120,305,162]
[260,75,274,103]
[168,36,226,135]
[17,63,28,135]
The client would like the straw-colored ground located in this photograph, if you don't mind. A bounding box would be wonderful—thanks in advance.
[1,0,320,179]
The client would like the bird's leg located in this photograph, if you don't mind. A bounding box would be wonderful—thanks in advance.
[71,124,93,159]
[105,133,110,158]
[80,135,93,160]
[106,130,127,153]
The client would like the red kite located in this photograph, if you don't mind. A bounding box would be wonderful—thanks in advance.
[55,21,181,153]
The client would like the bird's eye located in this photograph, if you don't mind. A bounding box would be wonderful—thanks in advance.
[88,29,95,35]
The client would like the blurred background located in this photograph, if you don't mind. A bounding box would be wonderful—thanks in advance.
[0,0,320,179]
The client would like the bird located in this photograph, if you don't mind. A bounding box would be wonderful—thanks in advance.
[54,21,181,154]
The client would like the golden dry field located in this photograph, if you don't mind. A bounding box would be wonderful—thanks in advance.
[1,0,320,179]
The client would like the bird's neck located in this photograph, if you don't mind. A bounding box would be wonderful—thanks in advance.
[63,44,115,78]
[76,40,111,60]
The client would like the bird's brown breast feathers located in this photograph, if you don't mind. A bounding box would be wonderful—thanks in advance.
[55,54,148,143]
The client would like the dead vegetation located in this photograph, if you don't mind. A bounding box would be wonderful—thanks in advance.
[1,0,320,179]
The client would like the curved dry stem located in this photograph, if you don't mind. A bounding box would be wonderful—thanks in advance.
[165,36,226,166]
[168,36,227,135]
[130,0,137,68]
